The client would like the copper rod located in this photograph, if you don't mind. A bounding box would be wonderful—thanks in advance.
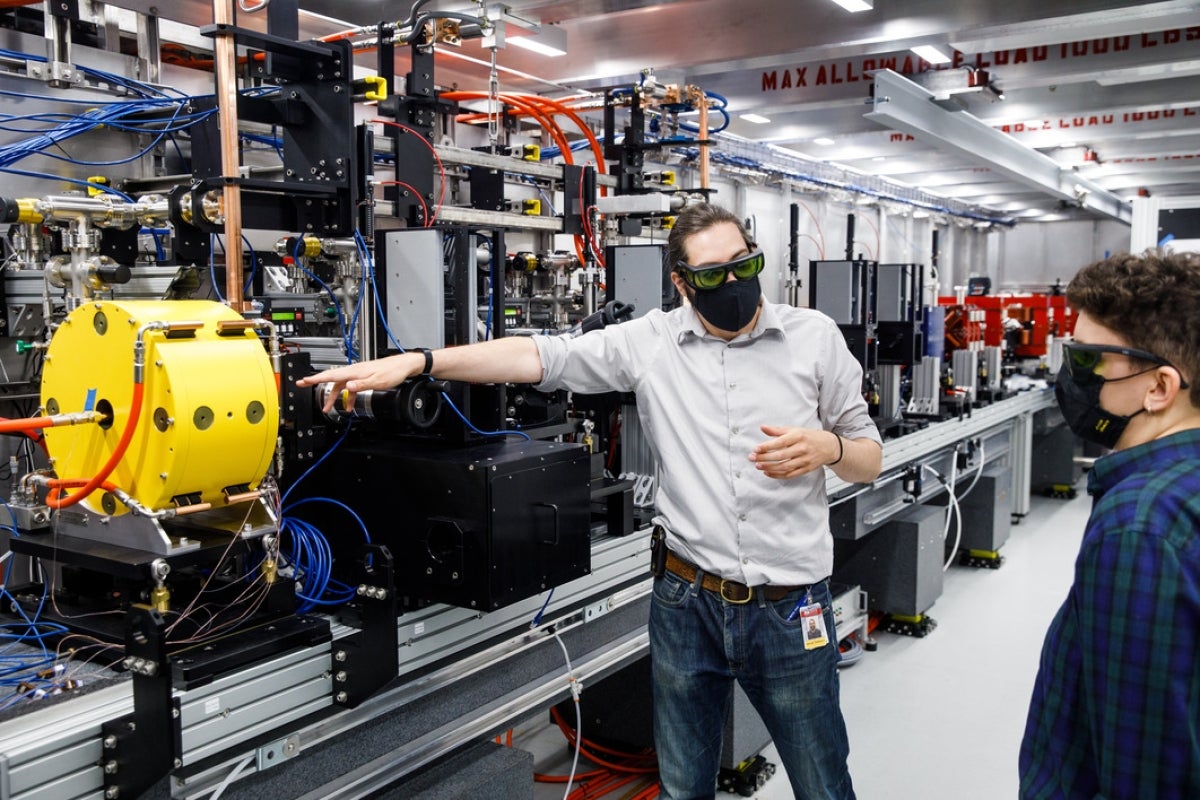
[213,0,246,311]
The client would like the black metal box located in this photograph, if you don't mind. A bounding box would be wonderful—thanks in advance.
[834,502,945,617]
[319,438,592,611]
[931,462,1012,553]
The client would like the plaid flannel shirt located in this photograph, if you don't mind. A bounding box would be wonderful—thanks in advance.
[1020,428,1200,799]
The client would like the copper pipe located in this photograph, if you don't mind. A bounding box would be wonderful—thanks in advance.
[173,502,214,516]
[213,0,247,311]
[698,98,710,190]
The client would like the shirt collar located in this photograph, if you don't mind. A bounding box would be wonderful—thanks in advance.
[1088,427,1200,497]
[676,299,785,344]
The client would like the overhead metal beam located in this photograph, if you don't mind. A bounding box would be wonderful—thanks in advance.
[865,69,1133,223]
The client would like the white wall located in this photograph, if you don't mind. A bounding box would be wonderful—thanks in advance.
[993,219,1130,291]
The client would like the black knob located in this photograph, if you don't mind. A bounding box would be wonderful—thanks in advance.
[96,263,132,284]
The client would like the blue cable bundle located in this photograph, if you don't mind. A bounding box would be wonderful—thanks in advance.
[276,515,356,613]
[0,507,68,712]
[276,426,372,613]
[0,44,282,198]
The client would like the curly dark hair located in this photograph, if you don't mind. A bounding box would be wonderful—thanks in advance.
[665,203,754,274]
[1066,249,1200,407]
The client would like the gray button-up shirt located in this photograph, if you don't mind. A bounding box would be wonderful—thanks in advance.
[533,300,881,586]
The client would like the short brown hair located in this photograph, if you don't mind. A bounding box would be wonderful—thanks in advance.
[1066,249,1200,406]
[666,203,754,272]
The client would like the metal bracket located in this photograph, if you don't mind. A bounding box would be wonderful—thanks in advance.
[331,544,398,707]
[100,606,179,800]
[256,734,301,771]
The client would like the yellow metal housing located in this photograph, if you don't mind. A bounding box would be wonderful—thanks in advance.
[41,300,279,515]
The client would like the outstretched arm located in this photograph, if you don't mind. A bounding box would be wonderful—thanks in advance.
[296,336,543,413]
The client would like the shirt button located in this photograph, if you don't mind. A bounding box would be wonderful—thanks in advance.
[729,383,736,389]
[738,513,747,522]
[731,425,740,435]
[742,558,749,565]
[735,471,742,479]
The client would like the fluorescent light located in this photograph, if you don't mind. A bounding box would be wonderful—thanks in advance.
[911,45,951,64]
[814,137,835,146]
[740,113,771,124]
[509,25,567,57]
[828,0,873,11]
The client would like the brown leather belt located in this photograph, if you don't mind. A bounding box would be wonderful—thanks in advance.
[664,550,806,604]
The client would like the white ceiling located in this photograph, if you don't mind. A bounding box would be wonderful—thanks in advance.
[128,0,1200,223]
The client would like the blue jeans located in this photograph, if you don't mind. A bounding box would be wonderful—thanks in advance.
[650,570,855,800]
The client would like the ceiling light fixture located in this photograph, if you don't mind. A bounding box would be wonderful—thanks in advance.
[814,137,835,145]
[740,113,771,124]
[910,45,952,65]
[828,0,873,11]
[508,24,567,57]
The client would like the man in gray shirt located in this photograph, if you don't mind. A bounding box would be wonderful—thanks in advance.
[300,203,882,799]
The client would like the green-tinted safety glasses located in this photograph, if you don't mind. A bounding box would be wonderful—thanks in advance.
[1062,342,1189,388]
[676,248,765,291]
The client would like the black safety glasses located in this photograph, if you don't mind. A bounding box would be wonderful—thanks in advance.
[676,248,765,291]
[1062,342,1189,388]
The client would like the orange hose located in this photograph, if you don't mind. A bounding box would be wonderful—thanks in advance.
[442,92,599,264]
[441,92,574,165]
[45,382,145,509]
[0,416,55,433]
[454,95,608,178]
[48,478,120,493]
[516,94,607,176]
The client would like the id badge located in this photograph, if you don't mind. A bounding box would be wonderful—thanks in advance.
[799,603,829,650]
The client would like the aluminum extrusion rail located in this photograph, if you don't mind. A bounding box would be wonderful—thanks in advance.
[827,388,1055,496]
[297,629,650,800]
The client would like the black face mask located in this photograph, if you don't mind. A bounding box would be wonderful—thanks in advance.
[687,275,762,333]
[1054,363,1146,449]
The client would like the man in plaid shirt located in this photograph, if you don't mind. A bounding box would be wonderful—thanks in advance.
[1020,250,1200,799]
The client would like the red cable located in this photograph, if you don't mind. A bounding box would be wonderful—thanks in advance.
[569,773,641,800]
[371,119,448,225]
[375,180,431,227]
[550,707,658,771]
[535,768,607,783]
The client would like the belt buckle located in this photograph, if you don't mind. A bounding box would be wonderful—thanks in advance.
[719,579,752,604]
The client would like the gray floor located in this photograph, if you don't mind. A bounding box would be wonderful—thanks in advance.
[522,491,1090,799]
